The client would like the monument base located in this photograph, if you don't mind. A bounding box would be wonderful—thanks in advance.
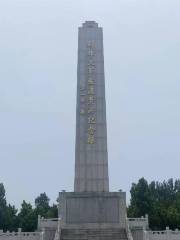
[59,191,126,228]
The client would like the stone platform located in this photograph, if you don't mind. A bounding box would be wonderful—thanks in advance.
[60,228,128,240]
[59,191,126,228]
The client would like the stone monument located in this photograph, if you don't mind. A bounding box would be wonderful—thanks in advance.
[58,21,127,239]
[74,20,109,193]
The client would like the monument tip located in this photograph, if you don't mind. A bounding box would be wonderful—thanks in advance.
[82,21,98,28]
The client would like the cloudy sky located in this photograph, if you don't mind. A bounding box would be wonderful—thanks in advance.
[0,0,180,208]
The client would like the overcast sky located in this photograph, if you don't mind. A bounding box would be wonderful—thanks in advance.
[0,0,180,208]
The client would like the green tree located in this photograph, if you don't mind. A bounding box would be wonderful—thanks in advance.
[0,185,58,231]
[46,204,58,218]
[128,178,153,217]
[34,192,58,218]
[4,204,18,231]
[35,193,50,209]
[18,201,36,232]
[128,178,180,230]
[0,183,7,230]
[35,192,50,217]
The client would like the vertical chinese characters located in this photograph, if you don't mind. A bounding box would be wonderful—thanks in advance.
[79,86,86,116]
[79,40,96,145]
[87,41,96,144]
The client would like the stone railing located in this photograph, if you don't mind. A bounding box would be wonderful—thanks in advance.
[128,215,149,229]
[126,218,133,240]
[38,217,59,230]
[0,230,41,240]
[53,219,61,240]
[144,228,180,240]
[143,230,149,240]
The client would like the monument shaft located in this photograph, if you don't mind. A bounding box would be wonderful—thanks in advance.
[74,21,109,192]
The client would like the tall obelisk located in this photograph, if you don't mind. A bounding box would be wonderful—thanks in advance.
[58,21,126,229]
[74,21,109,192]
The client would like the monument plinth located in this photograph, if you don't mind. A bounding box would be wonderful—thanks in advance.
[58,21,127,230]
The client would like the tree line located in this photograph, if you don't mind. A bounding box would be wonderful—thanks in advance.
[0,178,180,232]
[0,183,58,232]
[127,178,180,230]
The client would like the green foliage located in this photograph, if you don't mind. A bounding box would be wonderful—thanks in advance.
[35,193,50,218]
[35,193,50,209]
[0,184,58,232]
[34,192,58,219]
[46,204,58,218]
[4,204,18,231]
[0,183,7,230]
[128,178,180,230]
[18,201,37,232]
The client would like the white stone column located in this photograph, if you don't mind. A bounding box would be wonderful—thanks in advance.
[166,227,170,240]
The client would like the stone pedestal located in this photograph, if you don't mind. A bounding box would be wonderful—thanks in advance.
[59,191,126,228]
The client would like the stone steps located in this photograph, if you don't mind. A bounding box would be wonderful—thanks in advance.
[60,228,128,240]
